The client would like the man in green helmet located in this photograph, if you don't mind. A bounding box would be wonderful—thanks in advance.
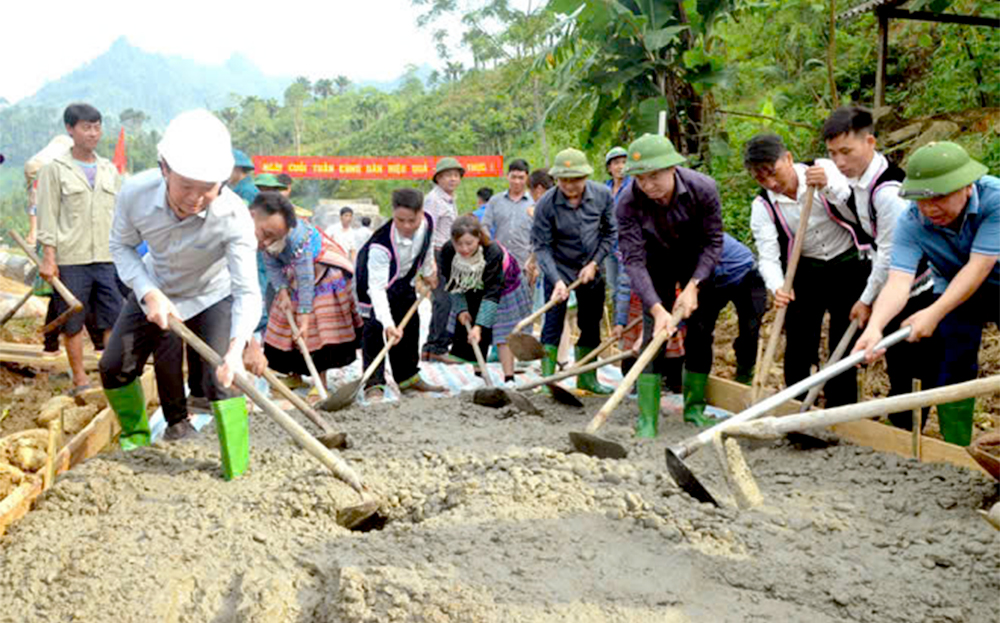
[617,133,724,436]
[854,141,998,446]
[530,148,618,395]
[229,149,258,204]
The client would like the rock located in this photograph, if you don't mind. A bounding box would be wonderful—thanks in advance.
[911,121,960,151]
[603,472,623,485]
[885,122,923,146]
[961,542,986,557]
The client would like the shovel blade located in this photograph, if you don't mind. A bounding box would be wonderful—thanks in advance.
[665,447,719,507]
[506,390,541,415]
[318,432,350,450]
[473,388,510,409]
[507,333,545,361]
[549,383,584,408]
[316,380,362,412]
[568,432,627,459]
[336,499,381,530]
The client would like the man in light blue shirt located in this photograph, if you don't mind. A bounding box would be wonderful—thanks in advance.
[855,142,998,446]
[100,110,261,480]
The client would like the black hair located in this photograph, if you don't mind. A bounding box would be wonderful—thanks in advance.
[361,216,372,227]
[451,214,491,245]
[276,173,294,187]
[64,103,102,128]
[340,206,354,216]
[508,159,530,174]
[250,191,296,230]
[743,134,788,169]
[822,106,874,142]
[528,168,554,190]
[392,188,424,211]
[476,187,494,202]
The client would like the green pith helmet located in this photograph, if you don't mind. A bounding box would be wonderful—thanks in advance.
[232,148,255,171]
[605,146,628,165]
[900,141,988,199]
[433,157,466,182]
[623,134,687,176]
[549,148,594,178]
[254,173,287,189]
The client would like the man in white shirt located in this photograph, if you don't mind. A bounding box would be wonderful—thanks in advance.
[355,188,445,401]
[821,106,937,428]
[327,206,358,262]
[421,157,464,363]
[745,133,869,407]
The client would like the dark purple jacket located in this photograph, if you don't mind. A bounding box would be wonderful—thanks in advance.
[616,167,724,310]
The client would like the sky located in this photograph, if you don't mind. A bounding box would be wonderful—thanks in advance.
[1,0,471,104]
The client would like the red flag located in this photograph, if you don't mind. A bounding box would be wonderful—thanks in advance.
[113,127,127,174]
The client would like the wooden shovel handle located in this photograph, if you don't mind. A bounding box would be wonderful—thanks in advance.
[9,230,83,313]
[358,295,423,389]
[462,317,494,389]
[261,367,334,434]
[167,316,366,494]
[798,318,860,412]
[285,308,328,400]
[571,316,641,371]
[518,350,634,391]
[751,187,816,402]
[584,312,676,434]
[512,277,584,334]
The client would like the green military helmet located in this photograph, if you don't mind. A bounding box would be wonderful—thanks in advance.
[433,157,466,182]
[605,146,628,165]
[623,134,687,176]
[900,141,988,200]
[549,148,594,178]
[232,149,255,171]
[254,173,288,189]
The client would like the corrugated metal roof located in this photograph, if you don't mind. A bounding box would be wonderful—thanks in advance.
[837,0,909,22]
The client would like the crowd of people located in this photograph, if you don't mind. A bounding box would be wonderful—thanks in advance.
[24,101,997,480]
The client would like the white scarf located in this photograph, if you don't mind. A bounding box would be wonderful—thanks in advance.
[445,246,486,293]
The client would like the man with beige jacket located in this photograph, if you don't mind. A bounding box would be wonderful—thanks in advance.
[36,103,123,394]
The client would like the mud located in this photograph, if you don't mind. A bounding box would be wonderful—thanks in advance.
[0,388,997,623]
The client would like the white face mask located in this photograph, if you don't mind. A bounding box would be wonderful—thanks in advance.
[266,237,287,255]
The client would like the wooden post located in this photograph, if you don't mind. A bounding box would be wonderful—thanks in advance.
[911,379,922,460]
[875,10,889,111]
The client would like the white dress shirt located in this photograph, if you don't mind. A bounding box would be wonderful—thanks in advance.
[110,169,262,348]
[423,185,457,251]
[750,159,853,293]
[366,219,436,329]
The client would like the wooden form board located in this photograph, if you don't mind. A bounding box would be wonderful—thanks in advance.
[705,376,989,477]
[0,341,102,371]
[0,368,155,536]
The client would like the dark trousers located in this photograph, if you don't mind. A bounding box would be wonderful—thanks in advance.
[422,249,453,355]
[362,292,421,388]
[541,275,605,350]
[640,278,717,376]
[449,293,494,364]
[885,289,941,430]
[687,268,768,378]
[783,250,868,407]
[935,283,999,387]
[99,294,234,426]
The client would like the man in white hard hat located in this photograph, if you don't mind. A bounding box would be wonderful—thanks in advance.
[99,109,262,481]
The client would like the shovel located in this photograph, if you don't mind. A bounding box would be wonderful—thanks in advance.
[750,187,815,403]
[261,367,348,449]
[569,313,678,459]
[463,318,540,415]
[518,350,635,408]
[568,316,642,372]
[0,267,37,329]
[798,318,860,412]
[10,230,83,334]
[664,326,913,506]
[167,317,379,528]
[285,308,329,401]
[316,296,422,412]
[507,277,583,361]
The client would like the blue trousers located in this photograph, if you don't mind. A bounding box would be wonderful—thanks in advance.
[934,283,999,388]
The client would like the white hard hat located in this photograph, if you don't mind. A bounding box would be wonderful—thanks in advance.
[157,109,234,182]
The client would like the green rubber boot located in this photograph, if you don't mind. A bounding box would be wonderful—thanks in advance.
[211,396,250,481]
[104,380,150,452]
[936,398,975,447]
[539,344,558,396]
[682,368,714,428]
[576,346,613,395]
[636,373,661,438]
[734,364,754,386]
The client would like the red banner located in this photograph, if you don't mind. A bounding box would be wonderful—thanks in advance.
[252,155,505,179]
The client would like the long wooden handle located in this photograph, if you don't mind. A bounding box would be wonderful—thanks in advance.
[358,295,423,389]
[512,277,584,333]
[798,318,860,412]
[285,308,328,400]
[584,313,676,434]
[463,318,494,389]
[261,367,334,434]
[9,230,83,312]
[571,316,641,371]
[751,187,816,402]
[167,316,366,493]
[729,376,1000,439]
[519,350,634,391]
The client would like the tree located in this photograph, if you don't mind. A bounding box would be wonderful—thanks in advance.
[334,75,352,95]
[119,108,148,135]
[314,78,334,99]
[444,61,466,82]
[284,82,311,155]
